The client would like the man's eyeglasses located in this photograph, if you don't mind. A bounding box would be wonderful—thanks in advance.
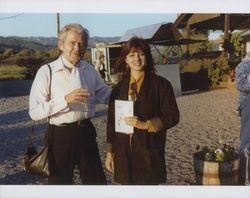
[130,82,137,101]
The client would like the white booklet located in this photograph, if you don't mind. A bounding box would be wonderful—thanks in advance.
[115,100,134,134]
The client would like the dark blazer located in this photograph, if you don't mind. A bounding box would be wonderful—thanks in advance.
[107,72,179,184]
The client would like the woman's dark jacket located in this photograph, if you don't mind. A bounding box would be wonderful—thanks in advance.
[106,72,179,184]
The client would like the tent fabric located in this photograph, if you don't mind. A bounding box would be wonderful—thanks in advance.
[119,23,163,42]
[116,22,204,46]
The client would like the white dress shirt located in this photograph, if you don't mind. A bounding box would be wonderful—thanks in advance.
[29,55,111,125]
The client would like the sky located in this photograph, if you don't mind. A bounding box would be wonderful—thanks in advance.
[0,13,225,40]
[0,13,178,38]
[1,0,250,40]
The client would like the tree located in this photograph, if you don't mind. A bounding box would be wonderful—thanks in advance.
[230,32,243,58]
[34,50,46,59]
[46,48,60,60]
[16,49,33,57]
[220,32,243,59]
[180,29,210,55]
[2,48,14,59]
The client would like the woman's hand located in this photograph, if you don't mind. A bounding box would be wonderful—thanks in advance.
[105,152,114,173]
[124,116,149,130]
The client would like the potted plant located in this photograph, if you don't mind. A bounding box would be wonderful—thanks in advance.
[193,142,240,185]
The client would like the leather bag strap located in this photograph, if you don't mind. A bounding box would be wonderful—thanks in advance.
[29,64,52,143]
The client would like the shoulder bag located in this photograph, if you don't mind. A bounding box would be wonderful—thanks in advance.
[23,64,52,177]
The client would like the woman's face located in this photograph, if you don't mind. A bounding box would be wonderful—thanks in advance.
[125,48,146,72]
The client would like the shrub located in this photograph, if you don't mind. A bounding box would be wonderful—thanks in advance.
[16,49,32,57]
[180,53,230,87]
[205,54,230,86]
[14,56,46,79]
[2,48,15,59]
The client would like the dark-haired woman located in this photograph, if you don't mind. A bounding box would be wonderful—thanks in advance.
[105,37,179,185]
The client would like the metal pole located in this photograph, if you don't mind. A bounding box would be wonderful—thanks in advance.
[57,13,60,37]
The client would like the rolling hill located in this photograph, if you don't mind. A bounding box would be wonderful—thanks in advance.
[0,36,121,52]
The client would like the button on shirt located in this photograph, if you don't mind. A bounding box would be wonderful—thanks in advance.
[236,59,250,109]
[29,55,111,125]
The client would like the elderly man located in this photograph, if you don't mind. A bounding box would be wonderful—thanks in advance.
[236,52,250,184]
[29,23,111,184]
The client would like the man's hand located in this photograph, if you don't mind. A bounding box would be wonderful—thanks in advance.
[65,88,90,104]
[124,116,149,130]
[105,152,114,173]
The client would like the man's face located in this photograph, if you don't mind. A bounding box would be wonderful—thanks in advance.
[59,31,86,65]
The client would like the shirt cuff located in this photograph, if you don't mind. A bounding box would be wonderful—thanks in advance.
[147,117,164,133]
[104,143,113,153]
[50,95,69,114]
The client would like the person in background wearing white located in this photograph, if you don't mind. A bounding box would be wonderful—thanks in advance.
[235,52,250,184]
[29,23,111,184]
[95,54,106,81]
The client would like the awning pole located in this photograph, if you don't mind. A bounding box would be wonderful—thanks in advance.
[152,45,165,61]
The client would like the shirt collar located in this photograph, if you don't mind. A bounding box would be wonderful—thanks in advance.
[53,55,86,72]
[51,56,64,72]
[129,73,145,84]
[61,55,76,69]
[129,73,145,93]
[61,55,86,70]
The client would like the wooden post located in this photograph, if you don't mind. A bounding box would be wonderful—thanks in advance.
[57,13,60,37]
[224,14,230,58]
[186,25,191,55]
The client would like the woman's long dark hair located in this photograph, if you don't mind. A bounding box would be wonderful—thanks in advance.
[115,36,155,79]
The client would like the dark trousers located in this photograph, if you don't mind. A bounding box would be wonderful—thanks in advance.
[47,120,106,184]
[238,98,250,185]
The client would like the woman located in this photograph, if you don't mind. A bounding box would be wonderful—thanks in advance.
[105,37,179,184]
[95,54,106,81]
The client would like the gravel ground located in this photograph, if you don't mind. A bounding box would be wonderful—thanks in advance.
[0,84,241,185]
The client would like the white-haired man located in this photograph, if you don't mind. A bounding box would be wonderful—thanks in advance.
[29,23,111,184]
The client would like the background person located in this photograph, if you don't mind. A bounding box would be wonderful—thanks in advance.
[235,51,250,184]
[105,37,179,184]
[95,54,106,81]
[29,23,111,184]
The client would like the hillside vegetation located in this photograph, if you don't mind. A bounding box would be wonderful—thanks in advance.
[0,65,27,80]
[0,36,120,80]
[0,36,120,52]
[0,36,55,51]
